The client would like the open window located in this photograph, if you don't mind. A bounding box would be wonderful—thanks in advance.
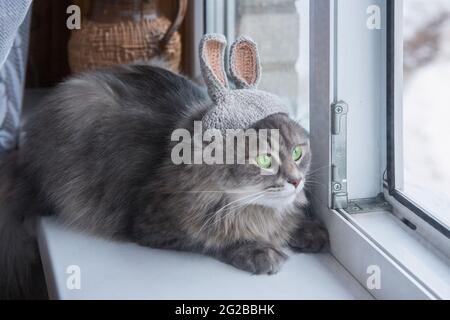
[387,0,450,237]
[308,0,449,299]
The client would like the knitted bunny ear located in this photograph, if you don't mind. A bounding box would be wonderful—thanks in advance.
[229,36,261,89]
[199,34,229,103]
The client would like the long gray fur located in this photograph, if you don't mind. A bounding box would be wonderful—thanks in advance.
[0,36,328,299]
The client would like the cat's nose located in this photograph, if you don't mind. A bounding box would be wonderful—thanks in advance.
[288,178,301,188]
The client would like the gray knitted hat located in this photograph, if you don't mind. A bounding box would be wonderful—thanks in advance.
[199,34,288,132]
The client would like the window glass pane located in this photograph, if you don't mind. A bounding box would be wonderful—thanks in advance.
[234,0,309,130]
[402,0,450,226]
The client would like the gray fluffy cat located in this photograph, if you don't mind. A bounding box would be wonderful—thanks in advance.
[0,35,327,299]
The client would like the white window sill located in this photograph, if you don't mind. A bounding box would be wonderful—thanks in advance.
[38,217,372,300]
[348,210,450,299]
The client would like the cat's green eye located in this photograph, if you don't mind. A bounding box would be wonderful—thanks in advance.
[292,145,303,161]
[256,154,272,169]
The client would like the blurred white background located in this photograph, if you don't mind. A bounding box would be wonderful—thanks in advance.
[403,0,450,226]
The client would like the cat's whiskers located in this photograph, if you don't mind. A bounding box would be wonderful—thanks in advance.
[195,190,267,236]
[208,192,268,230]
[305,164,331,178]
[214,190,267,216]
[167,190,264,194]
[304,182,327,192]
[304,179,326,187]
[304,176,327,187]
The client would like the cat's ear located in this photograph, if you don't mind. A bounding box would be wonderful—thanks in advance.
[199,34,229,103]
[229,36,261,89]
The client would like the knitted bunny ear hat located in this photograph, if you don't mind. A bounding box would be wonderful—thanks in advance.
[199,34,288,133]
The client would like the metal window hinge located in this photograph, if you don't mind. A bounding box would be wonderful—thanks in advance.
[331,101,348,209]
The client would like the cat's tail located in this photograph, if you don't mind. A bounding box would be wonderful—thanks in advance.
[0,151,47,299]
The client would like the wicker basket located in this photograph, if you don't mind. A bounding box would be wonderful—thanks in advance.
[68,0,187,74]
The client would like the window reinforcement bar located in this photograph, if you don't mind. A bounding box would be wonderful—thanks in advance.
[346,193,393,214]
[331,101,348,209]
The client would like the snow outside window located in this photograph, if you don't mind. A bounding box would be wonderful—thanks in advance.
[401,0,450,228]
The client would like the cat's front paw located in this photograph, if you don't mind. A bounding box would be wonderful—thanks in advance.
[288,220,329,253]
[223,243,288,275]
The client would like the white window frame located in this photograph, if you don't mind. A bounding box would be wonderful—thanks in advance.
[310,0,449,299]
[186,0,236,79]
[205,0,235,39]
[201,0,450,299]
